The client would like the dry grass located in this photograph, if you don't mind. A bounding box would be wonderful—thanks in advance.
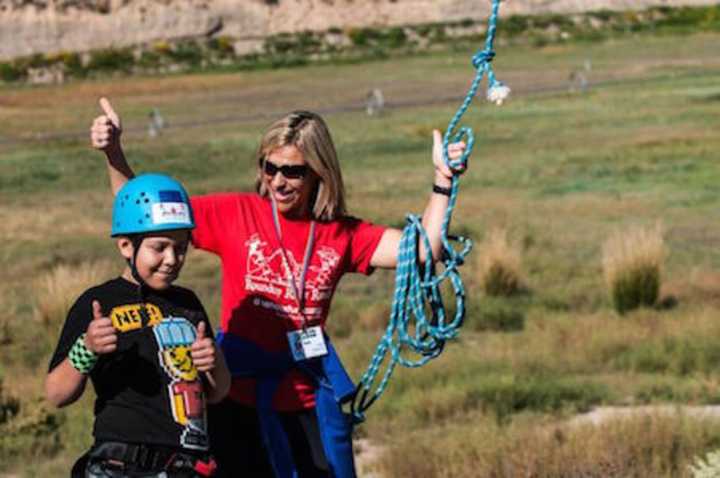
[378,411,720,478]
[33,260,116,328]
[0,196,107,242]
[602,222,667,314]
[477,227,526,297]
[664,268,720,308]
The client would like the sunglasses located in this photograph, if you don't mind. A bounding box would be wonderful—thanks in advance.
[262,159,309,180]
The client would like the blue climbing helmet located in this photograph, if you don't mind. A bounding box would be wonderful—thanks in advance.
[111,173,195,237]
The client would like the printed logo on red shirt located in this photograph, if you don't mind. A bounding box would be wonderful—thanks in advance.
[244,233,339,321]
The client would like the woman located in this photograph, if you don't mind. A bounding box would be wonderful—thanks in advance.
[91,99,467,478]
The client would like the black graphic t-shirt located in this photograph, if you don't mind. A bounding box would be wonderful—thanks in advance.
[49,277,213,451]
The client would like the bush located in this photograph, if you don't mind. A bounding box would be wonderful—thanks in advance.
[168,41,203,66]
[477,228,526,297]
[500,15,531,36]
[86,48,135,73]
[469,375,608,423]
[295,31,322,53]
[470,298,525,332]
[0,62,24,82]
[384,27,407,48]
[60,52,86,78]
[137,50,162,69]
[0,380,19,426]
[348,28,374,47]
[0,399,62,464]
[602,223,667,314]
[208,36,235,56]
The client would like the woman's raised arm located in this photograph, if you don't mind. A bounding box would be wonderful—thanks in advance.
[90,97,135,196]
[370,129,466,269]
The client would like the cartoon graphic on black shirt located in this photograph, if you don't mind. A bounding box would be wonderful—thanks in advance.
[154,316,208,450]
[48,277,212,451]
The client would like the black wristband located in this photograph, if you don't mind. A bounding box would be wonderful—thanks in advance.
[432,184,452,197]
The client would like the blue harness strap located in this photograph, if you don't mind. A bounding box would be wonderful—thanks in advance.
[216,331,357,478]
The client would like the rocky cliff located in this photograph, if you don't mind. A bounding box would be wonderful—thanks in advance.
[1,0,717,60]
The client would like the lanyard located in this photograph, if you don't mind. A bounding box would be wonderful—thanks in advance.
[270,200,316,330]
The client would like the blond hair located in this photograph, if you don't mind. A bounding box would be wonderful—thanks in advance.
[254,111,347,221]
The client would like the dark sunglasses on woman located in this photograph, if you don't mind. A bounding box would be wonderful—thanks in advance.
[263,159,309,180]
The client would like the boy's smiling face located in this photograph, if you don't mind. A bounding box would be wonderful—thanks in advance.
[118,229,191,290]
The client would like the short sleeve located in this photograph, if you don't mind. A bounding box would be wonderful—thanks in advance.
[48,293,94,372]
[190,194,236,255]
[346,217,386,275]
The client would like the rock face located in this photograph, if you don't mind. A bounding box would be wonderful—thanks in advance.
[0,0,716,60]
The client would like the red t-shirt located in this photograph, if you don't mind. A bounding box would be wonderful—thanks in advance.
[190,193,386,411]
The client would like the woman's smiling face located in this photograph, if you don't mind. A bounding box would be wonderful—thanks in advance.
[264,145,317,219]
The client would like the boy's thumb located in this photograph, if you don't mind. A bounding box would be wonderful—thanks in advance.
[92,300,103,320]
[196,321,206,340]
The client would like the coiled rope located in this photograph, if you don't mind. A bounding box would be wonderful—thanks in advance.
[351,0,508,423]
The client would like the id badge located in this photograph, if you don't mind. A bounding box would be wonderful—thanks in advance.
[287,326,328,361]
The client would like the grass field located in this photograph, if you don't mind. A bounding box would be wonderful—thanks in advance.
[2,30,720,476]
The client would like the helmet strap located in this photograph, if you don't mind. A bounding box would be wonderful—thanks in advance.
[127,235,156,327]
[128,235,148,301]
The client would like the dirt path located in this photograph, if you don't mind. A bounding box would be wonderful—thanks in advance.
[355,438,386,478]
[570,405,720,427]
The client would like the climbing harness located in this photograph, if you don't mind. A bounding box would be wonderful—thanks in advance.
[351,0,509,422]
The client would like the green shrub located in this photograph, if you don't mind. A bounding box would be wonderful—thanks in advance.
[470,298,525,332]
[500,15,531,36]
[208,36,235,56]
[477,228,526,297]
[295,31,322,52]
[0,399,62,464]
[0,62,24,82]
[61,52,86,78]
[348,28,373,47]
[269,54,308,69]
[168,41,203,66]
[384,27,407,49]
[414,24,432,37]
[87,48,135,73]
[28,53,48,68]
[0,381,19,425]
[469,375,608,423]
[137,50,162,69]
[602,223,666,314]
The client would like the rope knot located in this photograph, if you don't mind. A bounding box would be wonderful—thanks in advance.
[472,49,495,69]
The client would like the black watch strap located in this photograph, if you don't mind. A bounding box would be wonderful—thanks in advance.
[432,184,452,197]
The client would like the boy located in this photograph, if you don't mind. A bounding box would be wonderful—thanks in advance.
[45,173,231,477]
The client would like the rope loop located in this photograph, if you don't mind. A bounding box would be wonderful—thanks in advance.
[351,0,507,424]
[472,49,495,69]
[444,126,474,172]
